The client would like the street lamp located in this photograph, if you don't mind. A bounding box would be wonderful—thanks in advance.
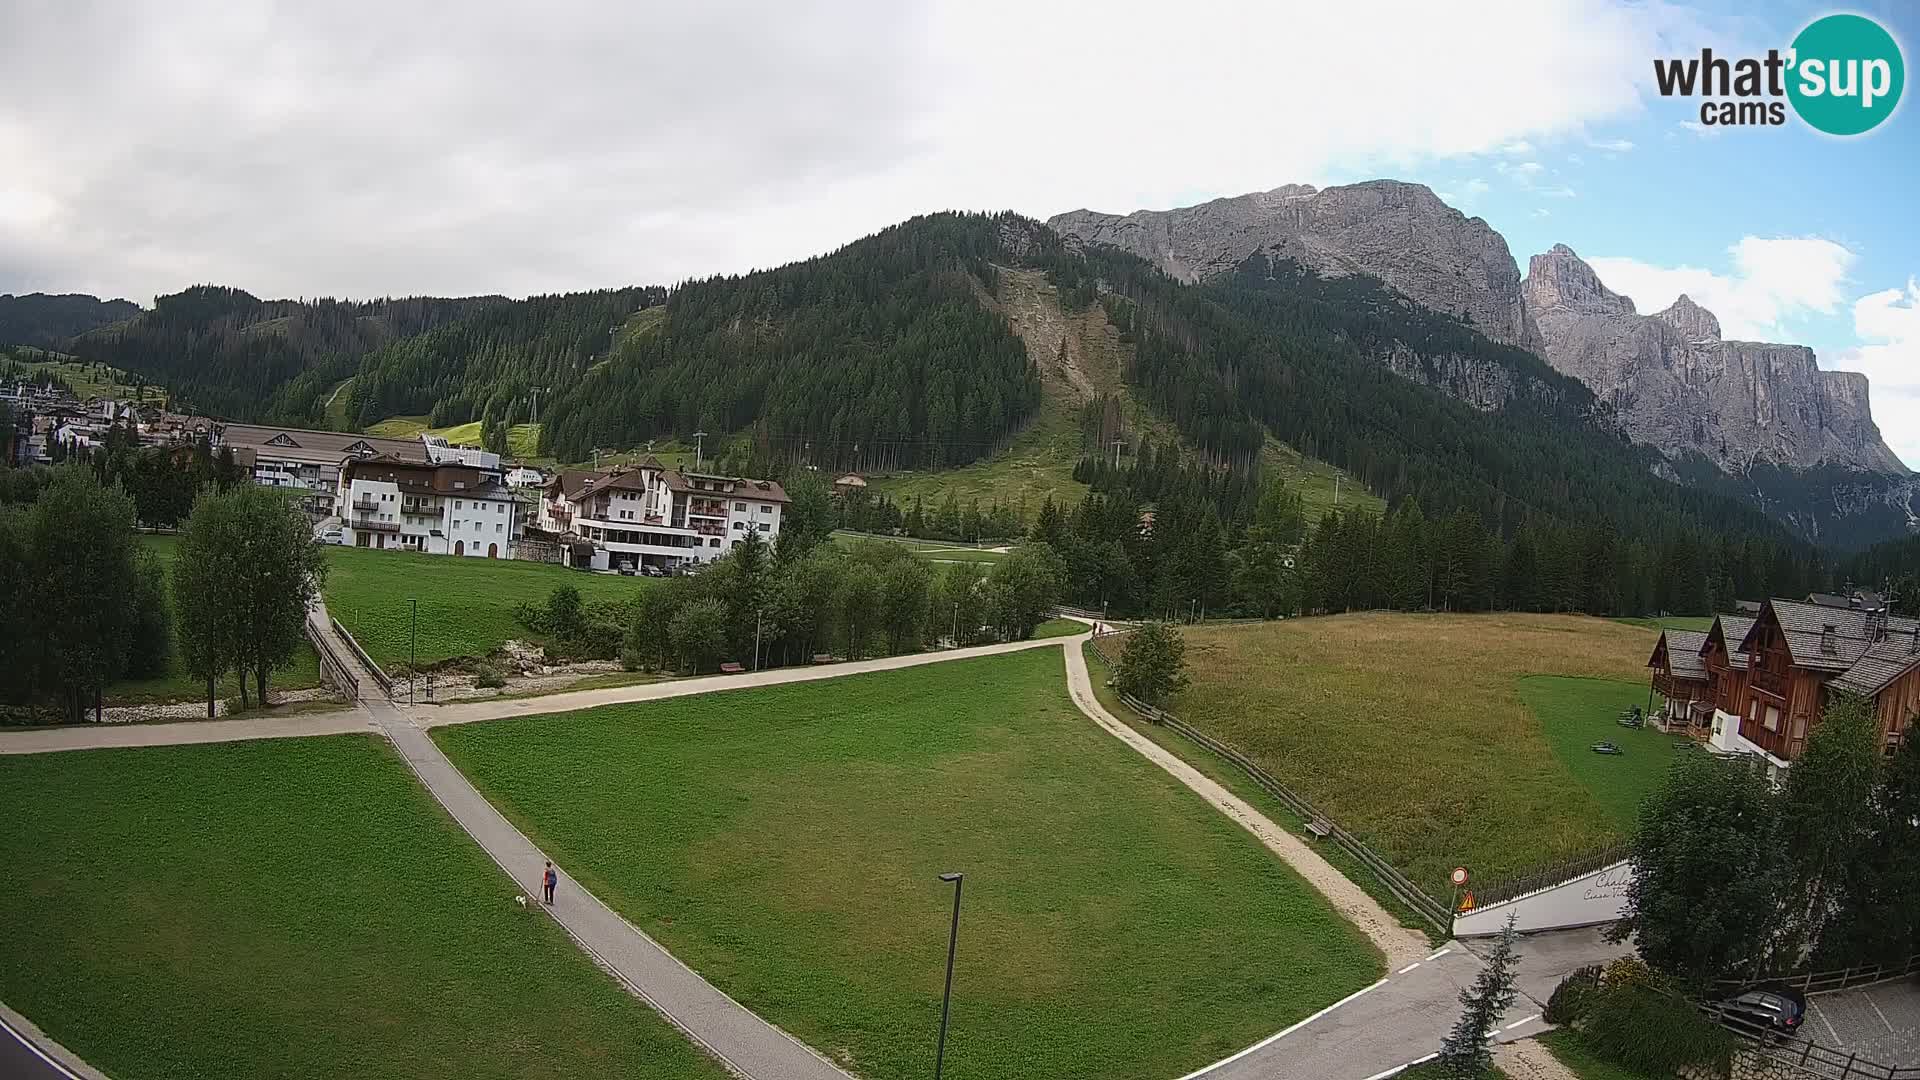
[407,597,417,705]
[934,872,964,1080]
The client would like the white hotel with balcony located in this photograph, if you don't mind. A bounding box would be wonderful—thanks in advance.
[537,457,786,571]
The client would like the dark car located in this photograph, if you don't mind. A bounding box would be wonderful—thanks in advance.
[1718,987,1805,1035]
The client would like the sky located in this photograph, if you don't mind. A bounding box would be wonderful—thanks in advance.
[0,0,1914,462]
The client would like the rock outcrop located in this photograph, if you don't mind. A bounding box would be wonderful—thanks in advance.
[1049,180,1541,352]
[1523,244,1908,476]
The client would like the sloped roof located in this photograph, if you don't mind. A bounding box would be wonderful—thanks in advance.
[1830,637,1920,697]
[1653,629,1710,680]
[1706,615,1756,666]
[219,423,426,464]
[1738,599,1920,674]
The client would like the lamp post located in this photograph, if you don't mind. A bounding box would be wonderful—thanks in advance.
[754,607,763,672]
[934,872,963,1080]
[407,597,417,705]
[951,602,959,649]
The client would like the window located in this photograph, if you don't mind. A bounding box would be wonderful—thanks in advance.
[759,504,771,514]
[496,523,503,533]
[1762,706,1781,733]
[709,538,720,548]
[734,502,746,511]
[758,522,770,531]
[455,500,463,509]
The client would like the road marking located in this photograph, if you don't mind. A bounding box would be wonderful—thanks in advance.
[1397,962,1422,974]
[0,1013,84,1080]
[1427,947,1452,961]
[1361,1051,1438,1080]
[1504,1013,1542,1031]
[1865,992,1896,1034]
[1174,978,1390,1079]
[1811,1000,1845,1047]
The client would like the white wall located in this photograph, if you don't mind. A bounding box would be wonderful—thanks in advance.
[1453,860,1633,937]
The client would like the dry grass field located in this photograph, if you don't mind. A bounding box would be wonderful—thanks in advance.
[1171,613,1661,896]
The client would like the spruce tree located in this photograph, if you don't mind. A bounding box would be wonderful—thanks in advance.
[1437,914,1520,1078]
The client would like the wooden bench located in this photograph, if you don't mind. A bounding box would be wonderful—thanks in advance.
[719,662,745,674]
[812,653,835,665]
[1306,818,1333,839]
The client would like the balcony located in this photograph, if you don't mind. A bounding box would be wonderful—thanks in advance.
[352,514,400,533]
[688,498,728,518]
[352,494,380,511]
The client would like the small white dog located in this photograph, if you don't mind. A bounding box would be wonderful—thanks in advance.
[515,894,529,909]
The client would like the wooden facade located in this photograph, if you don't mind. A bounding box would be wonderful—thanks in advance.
[1647,630,1710,730]
[1872,665,1920,754]
[1738,613,1824,762]
[1701,617,1752,726]
[1732,600,1920,764]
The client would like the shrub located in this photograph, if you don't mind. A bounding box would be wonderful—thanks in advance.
[1544,965,1603,1025]
[473,664,507,689]
[1579,982,1732,1078]
[1115,622,1190,707]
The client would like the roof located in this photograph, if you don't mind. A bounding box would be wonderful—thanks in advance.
[218,423,426,465]
[1707,615,1757,665]
[342,455,511,497]
[1738,599,1920,674]
[1651,629,1709,681]
[1829,635,1920,696]
[669,470,789,503]
[558,467,652,503]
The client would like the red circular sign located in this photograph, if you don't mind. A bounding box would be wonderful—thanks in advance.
[1450,868,1469,887]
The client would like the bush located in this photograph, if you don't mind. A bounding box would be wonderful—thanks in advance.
[473,664,507,689]
[1116,622,1190,706]
[1544,965,1604,1025]
[1579,982,1732,1078]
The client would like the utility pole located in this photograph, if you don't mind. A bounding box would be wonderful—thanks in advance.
[408,597,417,705]
[693,430,707,472]
[753,608,763,672]
[1110,436,1123,468]
[1334,475,1341,506]
[952,602,959,648]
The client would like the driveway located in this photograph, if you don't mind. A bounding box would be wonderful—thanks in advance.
[1802,980,1920,1068]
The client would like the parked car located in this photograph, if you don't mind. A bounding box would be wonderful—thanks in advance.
[317,528,345,546]
[1718,987,1805,1035]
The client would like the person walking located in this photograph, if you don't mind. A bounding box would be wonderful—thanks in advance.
[542,860,558,905]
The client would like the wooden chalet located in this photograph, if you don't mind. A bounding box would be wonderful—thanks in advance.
[1647,629,1710,730]
[1699,614,1754,744]
[1730,599,1920,765]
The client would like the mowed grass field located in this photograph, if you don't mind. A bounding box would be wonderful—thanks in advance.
[830,530,1011,562]
[0,737,726,1080]
[118,533,321,705]
[1520,675,1693,833]
[436,649,1384,1080]
[320,545,651,668]
[1170,613,1661,896]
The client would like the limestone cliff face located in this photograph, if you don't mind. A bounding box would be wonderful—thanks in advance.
[1049,180,1541,352]
[1523,244,1908,476]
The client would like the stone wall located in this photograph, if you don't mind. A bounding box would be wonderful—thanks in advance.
[1678,1048,1825,1080]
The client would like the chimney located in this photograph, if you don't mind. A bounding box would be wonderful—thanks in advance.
[1911,623,1919,655]
[1821,624,1838,655]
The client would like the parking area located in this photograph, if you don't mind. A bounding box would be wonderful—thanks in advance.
[1804,980,1920,1067]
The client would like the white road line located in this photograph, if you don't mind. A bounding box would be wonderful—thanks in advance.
[1811,1000,1845,1047]
[1396,962,1422,974]
[1504,1013,1542,1031]
[1174,978,1391,1080]
[1426,947,1452,961]
[1865,992,1896,1034]
[0,1013,83,1080]
[1361,1051,1438,1080]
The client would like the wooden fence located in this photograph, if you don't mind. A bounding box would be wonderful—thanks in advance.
[1712,951,1920,998]
[330,617,393,699]
[1084,630,1453,931]
[303,618,359,703]
[1471,843,1632,907]
[1703,1003,1920,1079]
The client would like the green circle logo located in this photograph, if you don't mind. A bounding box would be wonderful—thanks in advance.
[1788,14,1904,135]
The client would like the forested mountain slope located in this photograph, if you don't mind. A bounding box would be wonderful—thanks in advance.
[0,293,140,350]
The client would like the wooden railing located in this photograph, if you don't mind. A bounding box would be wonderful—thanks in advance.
[1703,1002,1920,1079]
[303,617,359,703]
[1711,951,1920,998]
[1083,629,1452,931]
[330,617,393,699]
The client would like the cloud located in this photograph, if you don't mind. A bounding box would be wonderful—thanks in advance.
[1465,178,1491,196]
[1587,236,1857,341]
[0,0,1676,301]
[1833,280,1920,469]
[1588,137,1635,152]
[1677,120,1717,136]
[1495,160,1548,187]
[1541,186,1577,198]
[1497,140,1537,155]
[1532,208,1552,218]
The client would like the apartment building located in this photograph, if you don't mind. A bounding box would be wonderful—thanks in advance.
[339,455,521,556]
[538,457,787,571]
[215,423,430,518]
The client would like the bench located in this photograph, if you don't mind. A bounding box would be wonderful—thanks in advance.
[1306,818,1333,839]
[812,653,835,664]
[719,662,745,674]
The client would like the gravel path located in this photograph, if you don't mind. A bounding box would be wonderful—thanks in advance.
[1061,641,1431,970]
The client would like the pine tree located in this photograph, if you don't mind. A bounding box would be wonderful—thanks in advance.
[1437,914,1520,1078]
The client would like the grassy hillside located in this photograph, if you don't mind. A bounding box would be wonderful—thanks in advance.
[1170,613,1667,896]
[0,736,726,1079]
[438,649,1382,1080]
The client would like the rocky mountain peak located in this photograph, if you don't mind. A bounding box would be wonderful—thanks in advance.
[1522,244,1635,317]
[1048,179,1541,351]
[1653,294,1722,342]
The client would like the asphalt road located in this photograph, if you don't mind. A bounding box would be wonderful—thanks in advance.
[0,1011,85,1080]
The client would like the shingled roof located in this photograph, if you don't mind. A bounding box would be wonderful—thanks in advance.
[1740,599,1920,673]
[1650,629,1710,681]
[1829,634,1920,696]
[1707,615,1757,666]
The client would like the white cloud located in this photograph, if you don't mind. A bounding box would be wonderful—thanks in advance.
[1532,208,1552,218]
[0,0,1676,300]
[1542,185,1577,198]
[1587,236,1857,341]
[1589,137,1635,152]
[1497,140,1537,155]
[1834,280,1920,470]
[1677,120,1717,136]
[1465,178,1491,196]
